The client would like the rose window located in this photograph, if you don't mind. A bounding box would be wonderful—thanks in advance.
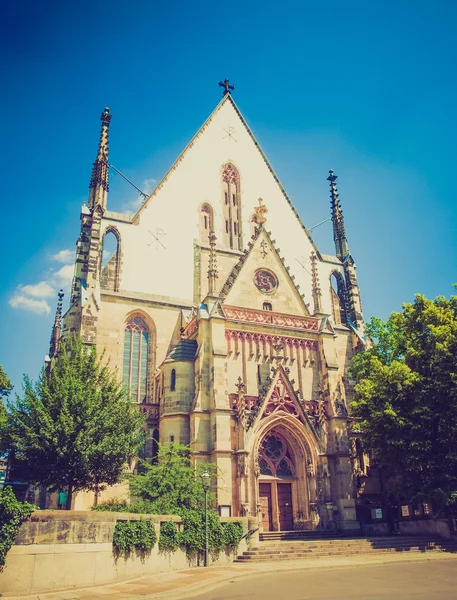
[253,269,278,294]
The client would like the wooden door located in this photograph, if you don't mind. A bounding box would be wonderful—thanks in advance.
[277,483,293,530]
[259,483,273,531]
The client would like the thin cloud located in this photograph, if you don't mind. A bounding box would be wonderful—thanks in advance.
[53,264,74,286]
[122,177,157,214]
[19,281,54,298]
[9,245,75,316]
[9,294,51,315]
[52,249,74,263]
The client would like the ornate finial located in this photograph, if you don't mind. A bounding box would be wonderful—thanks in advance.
[310,252,322,314]
[328,169,349,260]
[207,230,219,296]
[235,376,246,395]
[253,198,268,226]
[273,342,285,366]
[49,289,64,358]
[219,79,235,96]
[88,108,112,208]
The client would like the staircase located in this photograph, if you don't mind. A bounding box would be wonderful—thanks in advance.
[236,534,457,562]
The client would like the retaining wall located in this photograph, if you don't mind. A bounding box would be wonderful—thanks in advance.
[0,511,253,596]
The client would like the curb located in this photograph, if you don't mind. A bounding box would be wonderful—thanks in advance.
[150,553,457,600]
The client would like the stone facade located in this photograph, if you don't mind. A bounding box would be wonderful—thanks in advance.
[61,93,366,529]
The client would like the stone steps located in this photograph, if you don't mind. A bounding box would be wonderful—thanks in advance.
[236,536,457,562]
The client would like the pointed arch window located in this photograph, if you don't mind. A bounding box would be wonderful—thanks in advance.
[330,272,347,325]
[200,203,214,242]
[101,229,121,291]
[221,164,242,250]
[123,316,149,403]
[258,432,295,478]
[170,368,176,391]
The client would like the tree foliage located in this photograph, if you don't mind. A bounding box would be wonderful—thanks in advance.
[0,486,36,570]
[351,292,457,507]
[0,365,12,452]
[7,335,144,508]
[129,442,217,514]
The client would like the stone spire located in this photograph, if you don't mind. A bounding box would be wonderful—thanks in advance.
[88,107,112,210]
[49,289,64,358]
[328,170,349,260]
[207,230,218,296]
[310,252,322,314]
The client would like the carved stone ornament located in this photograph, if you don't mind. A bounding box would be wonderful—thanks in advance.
[307,457,315,478]
[237,454,249,478]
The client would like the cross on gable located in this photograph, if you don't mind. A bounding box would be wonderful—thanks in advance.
[219,78,235,96]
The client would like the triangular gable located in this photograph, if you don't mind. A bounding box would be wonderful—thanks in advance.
[131,96,317,252]
[221,225,310,316]
[248,366,320,442]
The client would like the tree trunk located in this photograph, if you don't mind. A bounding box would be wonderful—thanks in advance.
[65,481,73,510]
[94,483,99,507]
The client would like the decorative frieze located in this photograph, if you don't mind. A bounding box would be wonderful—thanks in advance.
[225,329,317,360]
[224,306,318,331]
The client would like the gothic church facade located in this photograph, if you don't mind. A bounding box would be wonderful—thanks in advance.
[61,88,366,531]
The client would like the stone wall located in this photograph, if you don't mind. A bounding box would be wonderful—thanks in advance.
[360,518,453,539]
[0,511,252,597]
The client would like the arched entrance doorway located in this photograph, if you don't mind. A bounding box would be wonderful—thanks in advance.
[257,427,313,531]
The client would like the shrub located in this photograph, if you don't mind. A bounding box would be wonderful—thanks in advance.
[159,521,180,552]
[0,486,36,570]
[179,509,226,555]
[221,521,244,549]
[113,518,157,554]
[93,498,156,514]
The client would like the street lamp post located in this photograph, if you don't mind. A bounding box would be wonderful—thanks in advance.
[201,472,210,567]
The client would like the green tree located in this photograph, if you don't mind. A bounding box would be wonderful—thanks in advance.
[7,335,145,509]
[0,365,13,453]
[351,292,457,508]
[129,442,216,514]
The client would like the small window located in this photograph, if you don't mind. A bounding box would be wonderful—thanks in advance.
[170,435,175,443]
[225,192,229,205]
[204,215,208,229]
[263,302,272,311]
[423,503,432,515]
[234,222,238,235]
[170,369,176,391]
[233,194,237,206]
[226,220,229,233]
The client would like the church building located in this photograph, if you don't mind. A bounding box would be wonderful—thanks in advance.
[59,82,367,531]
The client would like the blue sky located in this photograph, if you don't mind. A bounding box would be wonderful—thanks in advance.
[1,0,456,393]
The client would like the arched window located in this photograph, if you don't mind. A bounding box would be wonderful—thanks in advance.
[100,229,120,291]
[258,431,295,478]
[221,164,242,250]
[123,316,149,403]
[330,272,347,325]
[170,369,176,391]
[200,203,214,243]
[263,302,273,311]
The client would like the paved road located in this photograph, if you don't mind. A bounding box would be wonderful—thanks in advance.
[190,561,457,600]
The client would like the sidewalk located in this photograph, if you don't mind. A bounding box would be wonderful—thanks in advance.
[4,552,457,600]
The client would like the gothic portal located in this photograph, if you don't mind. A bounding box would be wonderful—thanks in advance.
[58,87,367,531]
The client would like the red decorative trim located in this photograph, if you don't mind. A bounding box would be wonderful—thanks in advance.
[263,375,299,419]
[183,317,198,339]
[229,393,258,410]
[224,306,318,331]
